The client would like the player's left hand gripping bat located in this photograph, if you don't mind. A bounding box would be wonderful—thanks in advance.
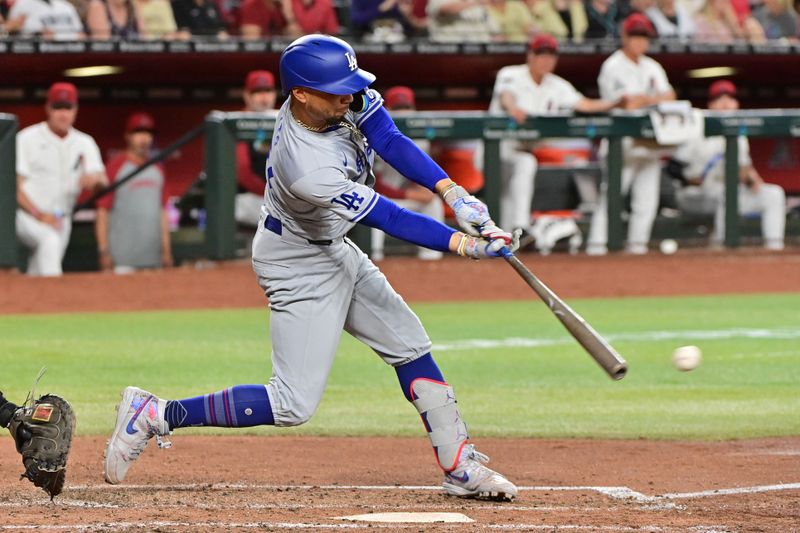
[501,249,627,380]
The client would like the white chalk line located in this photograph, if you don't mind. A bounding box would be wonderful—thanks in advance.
[0,522,734,532]
[64,481,800,501]
[0,500,594,512]
[432,327,800,352]
[661,482,800,500]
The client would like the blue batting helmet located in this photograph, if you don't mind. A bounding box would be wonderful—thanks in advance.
[279,35,376,96]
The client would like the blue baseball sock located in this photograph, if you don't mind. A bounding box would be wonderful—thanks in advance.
[395,353,445,401]
[164,385,274,430]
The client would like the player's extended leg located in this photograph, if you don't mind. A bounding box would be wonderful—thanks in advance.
[343,251,517,501]
[105,230,358,484]
[103,383,279,485]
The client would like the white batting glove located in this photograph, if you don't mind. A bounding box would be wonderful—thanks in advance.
[480,223,515,246]
[455,229,521,259]
[441,183,490,237]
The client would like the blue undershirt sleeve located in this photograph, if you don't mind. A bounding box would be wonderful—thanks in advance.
[361,195,456,253]
[359,107,447,191]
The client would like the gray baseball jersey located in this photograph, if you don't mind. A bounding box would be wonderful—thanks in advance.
[264,91,382,242]
[252,89,432,427]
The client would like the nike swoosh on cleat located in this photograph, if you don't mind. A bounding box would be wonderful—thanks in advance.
[125,395,154,435]
[448,471,469,483]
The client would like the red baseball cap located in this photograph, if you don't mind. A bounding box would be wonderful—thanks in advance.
[47,82,78,107]
[528,34,559,54]
[245,70,276,92]
[622,13,656,37]
[125,112,156,134]
[384,86,415,110]
[708,80,737,100]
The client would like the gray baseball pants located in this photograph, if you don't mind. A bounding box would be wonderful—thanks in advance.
[251,220,432,426]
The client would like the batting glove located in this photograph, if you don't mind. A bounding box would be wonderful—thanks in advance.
[441,183,490,237]
[455,229,521,259]
[479,222,515,246]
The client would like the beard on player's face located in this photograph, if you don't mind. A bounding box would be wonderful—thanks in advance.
[307,89,353,122]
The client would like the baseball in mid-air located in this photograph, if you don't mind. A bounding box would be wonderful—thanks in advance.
[672,345,702,371]
[659,239,678,255]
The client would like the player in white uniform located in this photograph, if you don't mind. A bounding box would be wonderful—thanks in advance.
[489,33,620,239]
[673,80,786,250]
[105,35,521,502]
[16,82,107,276]
[586,13,677,255]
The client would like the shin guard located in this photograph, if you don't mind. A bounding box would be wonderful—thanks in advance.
[410,378,469,472]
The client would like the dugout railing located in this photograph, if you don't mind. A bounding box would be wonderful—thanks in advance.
[205,109,800,259]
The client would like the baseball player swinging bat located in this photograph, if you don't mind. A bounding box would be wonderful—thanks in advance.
[501,249,627,380]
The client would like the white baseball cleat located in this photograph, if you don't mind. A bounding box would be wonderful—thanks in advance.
[442,444,518,501]
[104,386,170,485]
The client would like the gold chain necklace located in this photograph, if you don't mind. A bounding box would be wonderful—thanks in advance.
[291,112,325,132]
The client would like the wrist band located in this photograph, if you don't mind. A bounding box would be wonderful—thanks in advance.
[441,183,462,204]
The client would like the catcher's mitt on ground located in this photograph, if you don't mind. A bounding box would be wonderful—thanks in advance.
[7,394,76,499]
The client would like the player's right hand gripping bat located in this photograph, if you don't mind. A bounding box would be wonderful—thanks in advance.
[501,249,627,380]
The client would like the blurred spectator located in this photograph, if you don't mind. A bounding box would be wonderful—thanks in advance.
[16,83,107,276]
[487,0,535,41]
[427,0,498,41]
[96,112,174,273]
[528,0,588,41]
[135,0,182,38]
[673,81,786,250]
[65,0,91,23]
[351,0,422,41]
[587,14,676,255]
[171,0,228,37]
[753,0,798,39]
[1,0,27,35]
[371,86,445,261]
[693,0,764,42]
[409,0,429,31]
[627,0,656,15]
[287,0,338,34]
[584,0,621,39]
[7,0,86,39]
[490,34,619,241]
[236,70,276,227]
[677,0,704,15]
[86,0,140,39]
[240,0,287,37]
[646,0,695,38]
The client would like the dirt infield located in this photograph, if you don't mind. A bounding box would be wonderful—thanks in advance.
[1,436,798,531]
[1,249,799,531]
[2,248,800,314]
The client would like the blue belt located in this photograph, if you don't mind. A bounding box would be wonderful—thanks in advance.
[265,215,334,246]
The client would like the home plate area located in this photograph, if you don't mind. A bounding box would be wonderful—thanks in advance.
[1,482,799,531]
[1,436,798,531]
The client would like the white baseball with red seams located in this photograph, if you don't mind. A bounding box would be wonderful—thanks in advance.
[672,345,702,371]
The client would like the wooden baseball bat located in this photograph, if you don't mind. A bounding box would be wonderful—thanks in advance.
[502,251,628,380]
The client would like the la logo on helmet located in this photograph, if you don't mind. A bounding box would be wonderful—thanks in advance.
[345,52,358,72]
